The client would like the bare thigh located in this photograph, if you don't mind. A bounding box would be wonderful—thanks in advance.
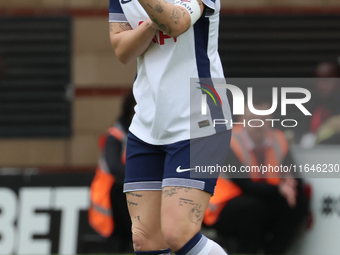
[126,190,168,251]
[161,186,212,251]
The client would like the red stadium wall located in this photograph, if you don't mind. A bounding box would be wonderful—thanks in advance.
[0,0,340,168]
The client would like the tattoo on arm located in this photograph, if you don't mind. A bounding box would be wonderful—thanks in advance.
[109,23,114,32]
[118,22,133,31]
[170,7,181,24]
[150,15,172,34]
[146,0,192,35]
[155,3,164,13]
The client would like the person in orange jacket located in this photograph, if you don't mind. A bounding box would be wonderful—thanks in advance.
[203,96,309,254]
[297,61,340,146]
[89,92,135,252]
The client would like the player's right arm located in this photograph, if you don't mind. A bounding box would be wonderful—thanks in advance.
[110,20,157,65]
[109,0,156,64]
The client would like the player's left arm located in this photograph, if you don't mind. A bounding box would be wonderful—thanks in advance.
[138,0,204,38]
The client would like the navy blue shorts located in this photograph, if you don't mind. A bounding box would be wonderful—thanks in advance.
[124,130,231,194]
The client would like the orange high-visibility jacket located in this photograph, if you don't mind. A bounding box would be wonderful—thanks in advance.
[88,122,127,237]
[203,127,289,226]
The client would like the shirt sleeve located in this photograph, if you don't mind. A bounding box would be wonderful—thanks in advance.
[109,0,128,22]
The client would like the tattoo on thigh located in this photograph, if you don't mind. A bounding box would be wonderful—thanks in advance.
[127,200,138,206]
[183,187,193,192]
[178,197,203,224]
[188,204,203,225]
[163,187,193,198]
[163,187,179,197]
[179,197,194,206]
[127,192,143,198]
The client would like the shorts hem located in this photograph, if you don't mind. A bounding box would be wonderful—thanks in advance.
[123,181,162,193]
[162,178,213,193]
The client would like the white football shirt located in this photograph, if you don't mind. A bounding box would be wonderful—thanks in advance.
[109,0,232,145]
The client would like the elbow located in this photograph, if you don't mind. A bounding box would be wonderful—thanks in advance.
[171,16,191,37]
[154,20,190,38]
[151,5,193,38]
[116,51,133,65]
[169,24,190,38]
[111,40,133,65]
[169,30,182,38]
[119,57,133,65]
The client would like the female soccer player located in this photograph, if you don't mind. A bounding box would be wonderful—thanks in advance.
[108,0,232,253]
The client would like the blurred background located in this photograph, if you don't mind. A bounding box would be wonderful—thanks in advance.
[0,0,340,254]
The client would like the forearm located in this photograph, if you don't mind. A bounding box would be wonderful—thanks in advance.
[138,0,194,37]
[110,20,157,65]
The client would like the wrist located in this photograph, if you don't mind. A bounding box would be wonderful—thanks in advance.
[145,19,157,31]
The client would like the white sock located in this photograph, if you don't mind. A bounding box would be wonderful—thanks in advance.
[175,233,227,255]
[206,239,227,255]
[197,236,227,255]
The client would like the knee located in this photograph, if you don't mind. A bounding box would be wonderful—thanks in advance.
[131,227,148,251]
[132,225,169,251]
[162,231,183,251]
[162,224,193,251]
[162,230,178,249]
